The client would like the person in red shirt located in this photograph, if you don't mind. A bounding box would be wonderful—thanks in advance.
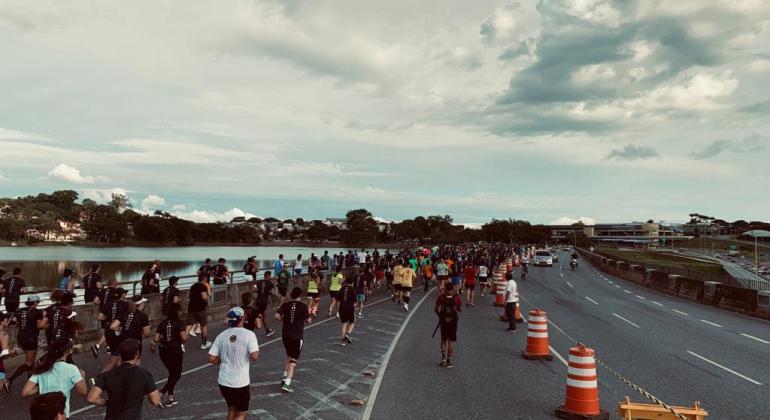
[462,262,477,307]
[434,283,462,368]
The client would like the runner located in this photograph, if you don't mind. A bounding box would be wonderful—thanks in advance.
[21,339,87,419]
[197,258,213,281]
[99,288,129,370]
[242,257,258,282]
[110,296,151,360]
[434,282,461,368]
[186,274,211,350]
[305,270,321,318]
[276,267,290,306]
[399,259,416,312]
[239,292,260,337]
[140,263,160,295]
[374,264,385,290]
[338,277,357,346]
[274,287,312,393]
[254,271,276,337]
[422,258,434,292]
[435,259,449,291]
[208,307,260,420]
[212,258,230,285]
[463,262,477,307]
[2,267,27,314]
[478,262,489,297]
[392,260,403,305]
[504,272,519,333]
[5,295,47,391]
[82,264,102,304]
[161,276,181,316]
[90,280,121,357]
[355,268,367,318]
[327,266,343,318]
[293,254,303,276]
[151,305,188,406]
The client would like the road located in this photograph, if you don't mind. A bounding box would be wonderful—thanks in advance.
[369,250,770,419]
[4,253,769,419]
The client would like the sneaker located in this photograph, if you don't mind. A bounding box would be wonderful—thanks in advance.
[344,334,352,344]
[164,397,179,407]
[266,329,275,337]
[445,359,454,368]
[90,344,100,358]
[439,358,447,367]
[188,329,197,337]
[403,303,409,312]
[506,328,517,333]
[341,340,347,347]
[181,344,186,353]
[336,313,340,319]
[200,342,212,350]
[194,327,202,335]
[357,312,363,319]
[2,381,10,394]
[88,378,96,387]
[281,382,294,393]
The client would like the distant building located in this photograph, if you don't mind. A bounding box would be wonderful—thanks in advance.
[26,220,87,242]
[324,218,348,230]
[548,222,691,247]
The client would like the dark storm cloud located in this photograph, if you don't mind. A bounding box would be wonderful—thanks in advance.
[605,144,660,161]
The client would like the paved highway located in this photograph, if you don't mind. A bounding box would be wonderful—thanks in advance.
[3,253,768,418]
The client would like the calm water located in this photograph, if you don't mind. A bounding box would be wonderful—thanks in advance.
[0,245,387,288]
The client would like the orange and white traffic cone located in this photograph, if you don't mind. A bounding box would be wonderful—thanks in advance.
[521,308,552,360]
[555,344,609,420]
[494,264,507,307]
[514,290,524,322]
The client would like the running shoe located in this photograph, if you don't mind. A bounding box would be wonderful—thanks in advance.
[88,378,96,387]
[341,340,347,347]
[357,312,363,319]
[2,381,10,394]
[188,329,197,337]
[266,329,275,337]
[200,342,212,350]
[344,334,352,344]
[164,397,179,407]
[90,344,100,358]
[445,359,453,368]
[439,358,447,367]
[281,382,294,393]
[403,303,409,312]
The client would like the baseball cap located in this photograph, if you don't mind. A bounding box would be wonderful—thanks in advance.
[226,307,244,326]
[131,296,148,305]
[115,287,127,296]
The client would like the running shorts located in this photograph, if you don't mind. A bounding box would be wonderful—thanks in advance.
[105,330,121,356]
[464,283,475,290]
[186,310,208,327]
[278,287,288,297]
[479,276,488,285]
[307,292,319,299]
[219,385,250,412]
[356,293,365,303]
[394,284,402,291]
[440,320,458,342]
[329,290,341,300]
[256,302,268,316]
[18,335,38,352]
[282,337,303,360]
[437,275,449,283]
[400,286,412,292]
[339,307,356,323]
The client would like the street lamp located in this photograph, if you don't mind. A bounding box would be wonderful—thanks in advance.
[744,230,770,279]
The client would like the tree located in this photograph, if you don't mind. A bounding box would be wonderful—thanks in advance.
[247,217,262,224]
[108,194,132,213]
[231,216,246,223]
[343,209,378,245]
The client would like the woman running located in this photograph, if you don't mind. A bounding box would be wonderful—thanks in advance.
[152,306,188,407]
[306,270,321,318]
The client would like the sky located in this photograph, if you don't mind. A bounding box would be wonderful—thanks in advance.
[0,0,768,226]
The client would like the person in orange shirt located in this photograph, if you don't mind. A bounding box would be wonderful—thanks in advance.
[462,262,477,307]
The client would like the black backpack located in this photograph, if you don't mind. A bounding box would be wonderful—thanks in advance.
[439,293,458,320]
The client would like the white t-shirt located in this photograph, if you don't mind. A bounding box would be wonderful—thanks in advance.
[209,327,260,388]
[30,361,82,417]
[505,279,519,303]
[478,265,488,277]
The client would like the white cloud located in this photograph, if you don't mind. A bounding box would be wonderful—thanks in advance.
[170,207,259,223]
[141,194,166,210]
[80,188,130,203]
[0,127,48,141]
[47,163,96,184]
[0,170,7,181]
[551,216,598,225]
[172,204,187,211]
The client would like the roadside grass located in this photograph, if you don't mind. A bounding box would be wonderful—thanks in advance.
[595,246,725,275]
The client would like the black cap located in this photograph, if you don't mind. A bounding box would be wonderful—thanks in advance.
[205,258,212,263]
[115,287,127,296]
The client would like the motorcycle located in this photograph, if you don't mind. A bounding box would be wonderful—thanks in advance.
[570,258,578,271]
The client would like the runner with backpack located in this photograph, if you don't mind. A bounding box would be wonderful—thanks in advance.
[434,282,461,368]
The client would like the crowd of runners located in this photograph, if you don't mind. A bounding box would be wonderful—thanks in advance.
[0,243,546,419]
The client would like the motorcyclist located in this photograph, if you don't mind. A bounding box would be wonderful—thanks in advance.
[570,252,578,270]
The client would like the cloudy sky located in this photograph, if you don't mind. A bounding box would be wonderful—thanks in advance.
[1,0,768,225]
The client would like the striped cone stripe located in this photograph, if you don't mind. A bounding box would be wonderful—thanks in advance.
[556,344,608,420]
[521,308,552,360]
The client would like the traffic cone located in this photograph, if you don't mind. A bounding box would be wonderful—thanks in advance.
[555,344,609,420]
[521,308,552,360]
[494,264,507,307]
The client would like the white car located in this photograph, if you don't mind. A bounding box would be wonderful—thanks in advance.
[534,250,554,267]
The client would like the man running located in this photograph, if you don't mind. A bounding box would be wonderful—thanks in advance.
[434,282,461,368]
[399,259,416,312]
[435,259,449,291]
[254,271,276,337]
[186,274,211,350]
[392,260,403,305]
[477,262,489,297]
[97,288,128,368]
[338,277,357,346]
[274,287,312,393]
[82,264,102,304]
[208,307,260,420]
[327,266,344,318]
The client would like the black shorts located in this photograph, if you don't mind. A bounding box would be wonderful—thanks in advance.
[219,385,250,412]
[256,302,268,316]
[85,289,99,303]
[339,307,356,323]
[307,292,319,299]
[329,290,340,300]
[394,284,402,291]
[400,286,412,292]
[18,335,38,352]
[186,310,208,327]
[464,283,475,290]
[4,302,19,314]
[440,320,458,342]
[437,275,449,282]
[278,287,288,297]
[479,277,488,285]
[282,337,303,360]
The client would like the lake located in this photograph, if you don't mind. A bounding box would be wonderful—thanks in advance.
[0,245,387,288]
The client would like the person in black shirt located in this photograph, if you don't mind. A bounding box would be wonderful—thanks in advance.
[111,296,150,351]
[45,292,74,347]
[3,267,28,314]
[50,309,83,363]
[6,295,47,390]
[151,306,187,407]
[161,276,181,316]
[254,272,276,337]
[87,338,162,419]
[140,263,160,295]
[239,292,260,335]
[186,275,211,350]
[338,278,357,346]
[82,264,103,304]
[211,258,229,285]
[98,289,129,372]
[242,257,258,281]
[197,258,213,281]
[30,391,67,420]
[91,279,120,358]
[274,287,311,393]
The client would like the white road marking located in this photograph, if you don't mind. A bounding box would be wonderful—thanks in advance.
[363,288,436,419]
[560,273,564,278]
[741,333,770,344]
[585,297,599,305]
[614,285,621,289]
[635,295,646,300]
[566,281,574,289]
[608,281,614,284]
[673,309,690,316]
[624,289,632,294]
[700,319,723,328]
[687,351,763,385]
[612,313,641,328]
[549,345,569,367]
[651,301,664,307]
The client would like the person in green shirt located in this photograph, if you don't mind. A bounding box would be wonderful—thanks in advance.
[327,266,344,318]
[305,271,321,318]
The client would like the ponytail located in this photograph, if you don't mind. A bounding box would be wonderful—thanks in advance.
[33,340,70,375]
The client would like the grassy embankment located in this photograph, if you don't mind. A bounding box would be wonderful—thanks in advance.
[594,246,724,275]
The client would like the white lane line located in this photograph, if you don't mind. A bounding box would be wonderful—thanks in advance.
[741,333,770,344]
[624,289,632,294]
[614,285,621,289]
[608,281,614,284]
[687,351,763,386]
[673,309,690,316]
[635,295,646,300]
[700,319,724,328]
[566,281,574,289]
[363,288,436,419]
[585,296,599,305]
[72,294,397,417]
[651,301,664,307]
[612,313,641,328]
[560,273,564,278]
[549,345,569,367]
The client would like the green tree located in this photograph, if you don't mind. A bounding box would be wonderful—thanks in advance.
[108,193,132,213]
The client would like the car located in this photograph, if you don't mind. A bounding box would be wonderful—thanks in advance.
[550,250,560,262]
[534,250,554,267]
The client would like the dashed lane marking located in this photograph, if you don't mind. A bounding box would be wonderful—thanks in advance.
[741,333,770,344]
[624,289,632,294]
[635,295,646,300]
[585,297,599,305]
[651,301,664,307]
[700,319,723,328]
[612,313,641,328]
[673,309,690,316]
[608,281,613,284]
[687,351,763,386]
[566,281,574,289]
[614,285,621,289]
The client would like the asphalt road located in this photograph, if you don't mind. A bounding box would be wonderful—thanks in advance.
[369,251,770,419]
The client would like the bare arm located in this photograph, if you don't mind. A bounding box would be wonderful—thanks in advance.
[273,312,283,321]
[147,390,162,407]
[153,333,161,344]
[179,330,189,343]
[21,380,38,397]
[110,320,120,331]
[87,386,107,406]
[208,355,221,365]
[249,350,260,361]
[142,326,151,338]
[74,379,88,397]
